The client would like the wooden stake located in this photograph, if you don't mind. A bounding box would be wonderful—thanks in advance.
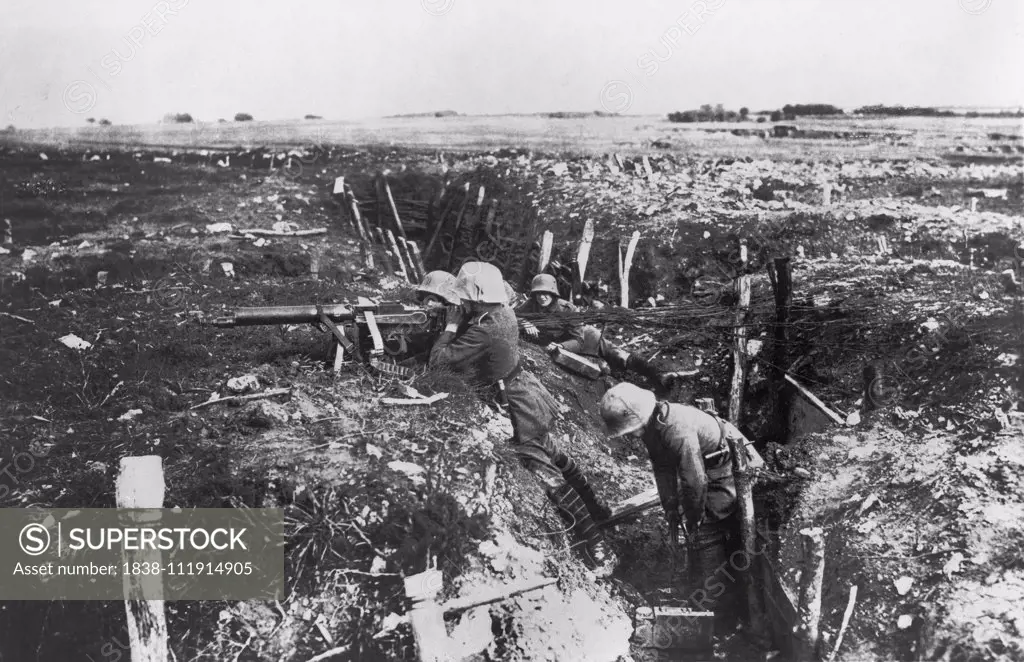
[767,257,793,440]
[577,218,595,284]
[619,231,640,308]
[116,456,169,662]
[426,188,459,259]
[538,230,554,272]
[387,230,410,282]
[445,183,473,271]
[408,242,426,281]
[641,155,653,178]
[822,183,832,207]
[796,527,825,662]
[344,186,374,270]
[725,429,768,644]
[728,241,751,424]
[397,236,420,282]
[369,228,392,276]
[970,197,978,213]
[826,585,858,662]
[381,175,408,241]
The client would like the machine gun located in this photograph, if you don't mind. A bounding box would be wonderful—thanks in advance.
[210,302,443,377]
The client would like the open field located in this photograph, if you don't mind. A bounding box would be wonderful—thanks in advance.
[1,116,1022,661]
[8,113,1024,160]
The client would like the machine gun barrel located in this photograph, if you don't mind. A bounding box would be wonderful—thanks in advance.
[209,303,431,328]
[210,304,355,327]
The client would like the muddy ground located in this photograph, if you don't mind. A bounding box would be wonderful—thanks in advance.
[0,123,1022,662]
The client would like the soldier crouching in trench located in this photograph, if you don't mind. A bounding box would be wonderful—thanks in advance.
[599,382,750,633]
[429,261,619,577]
[516,273,685,390]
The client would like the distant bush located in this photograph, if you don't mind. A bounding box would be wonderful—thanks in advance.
[304,114,323,120]
[162,113,194,123]
[854,105,955,117]
[234,113,254,122]
[739,107,749,120]
[98,118,112,126]
[668,103,744,123]
[86,118,96,124]
[757,116,767,123]
[2,125,14,134]
[217,118,227,123]
[781,104,845,118]
[770,110,783,122]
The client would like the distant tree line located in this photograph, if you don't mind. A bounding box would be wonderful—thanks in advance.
[668,104,750,123]
[853,105,956,117]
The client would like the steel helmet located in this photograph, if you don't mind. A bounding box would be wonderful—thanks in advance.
[455,261,508,304]
[599,383,657,437]
[530,274,559,298]
[416,270,460,305]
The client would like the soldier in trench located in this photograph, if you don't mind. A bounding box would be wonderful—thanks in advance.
[429,262,619,577]
[516,273,685,389]
[598,382,755,633]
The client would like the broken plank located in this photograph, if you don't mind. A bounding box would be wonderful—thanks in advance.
[238,228,327,237]
[381,392,449,406]
[784,374,845,426]
[190,388,291,410]
[600,487,660,528]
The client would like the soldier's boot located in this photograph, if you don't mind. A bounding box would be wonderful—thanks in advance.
[548,484,619,578]
[553,453,612,523]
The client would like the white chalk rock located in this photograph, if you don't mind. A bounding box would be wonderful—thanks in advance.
[58,334,92,350]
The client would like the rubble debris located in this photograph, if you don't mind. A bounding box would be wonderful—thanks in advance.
[897,615,913,630]
[118,409,144,422]
[226,374,260,394]
[206,222,233,234]
[58,334,93,350]
[894,577,913,596]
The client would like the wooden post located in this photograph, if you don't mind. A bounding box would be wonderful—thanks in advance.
[344,185,374,270]
[821,183,832,207]
[728,242,751,424]
[404,569,447,662]
[400,237,422,282]
[724,432,767,645]
[381,175,408,241]
[386,230,410,282]
[408,243,426,281]
[426,187,459,260]
[577,218,594,284]
[970,197,978,213]
[641,155,654,178]
[372,228,394,277]
[538,230,553,272]
[795,527,825,662]
[116,456,169,662]
[767,257,792,440]
[437,183,470,269]
[619,231,640,308]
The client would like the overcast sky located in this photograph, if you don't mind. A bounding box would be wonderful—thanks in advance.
[1,0,1021,128]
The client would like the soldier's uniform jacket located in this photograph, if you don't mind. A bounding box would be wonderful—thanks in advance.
[641,402,738,531]
[430,305,556,445]
[515,297,584,346]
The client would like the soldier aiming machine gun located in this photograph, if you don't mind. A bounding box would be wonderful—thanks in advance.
[210,302,443,377]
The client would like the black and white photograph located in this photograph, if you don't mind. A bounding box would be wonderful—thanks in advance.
[0,1,1022,660]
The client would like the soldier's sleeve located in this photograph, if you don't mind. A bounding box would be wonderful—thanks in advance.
[665,425,708,532]
[514,300,534,329]
[644,438,680,520]
[429,324,491,372]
